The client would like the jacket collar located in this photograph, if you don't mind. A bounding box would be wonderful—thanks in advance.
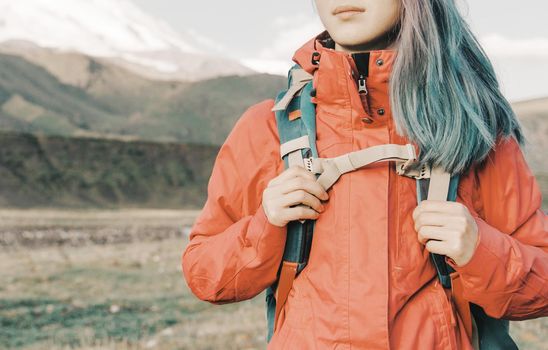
[291,30,397,129]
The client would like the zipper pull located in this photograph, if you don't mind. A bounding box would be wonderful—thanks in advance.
[358,74,368,95]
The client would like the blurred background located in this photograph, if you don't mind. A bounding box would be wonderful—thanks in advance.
[0,0,545,349]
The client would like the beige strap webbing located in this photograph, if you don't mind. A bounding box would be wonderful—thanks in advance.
[424,166,478,347]
[272,69,314,112]
[288,151,304,173]
[426,166,451,201]
[311,144,417,191]
[280,136,310,189]
[280,135,310,159]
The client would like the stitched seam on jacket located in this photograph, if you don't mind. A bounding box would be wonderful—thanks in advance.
[201,211,267,300]
[478,211,546,287]
[460,234,545,318]
[203,127,281,300]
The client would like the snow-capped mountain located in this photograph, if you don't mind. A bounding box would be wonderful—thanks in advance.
[0,0,255,81]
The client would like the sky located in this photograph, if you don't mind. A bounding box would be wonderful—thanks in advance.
[133,0,548,102]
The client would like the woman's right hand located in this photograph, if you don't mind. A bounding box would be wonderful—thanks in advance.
[262,165,330,227]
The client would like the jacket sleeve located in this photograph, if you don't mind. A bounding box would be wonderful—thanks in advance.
[445,135,548,320]
[181,99,288,304]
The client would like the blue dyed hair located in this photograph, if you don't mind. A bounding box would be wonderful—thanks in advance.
[389,0,525,174]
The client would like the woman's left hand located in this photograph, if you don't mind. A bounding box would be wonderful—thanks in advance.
[412,200,479,267]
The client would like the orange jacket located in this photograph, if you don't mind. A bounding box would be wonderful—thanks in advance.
[182,30,548,349]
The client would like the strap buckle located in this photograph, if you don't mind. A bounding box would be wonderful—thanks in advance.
[395,144,432,179]
[303,157,323,174]
[401,144,417,171]
[303,157,313,172]
[396,161,430,179]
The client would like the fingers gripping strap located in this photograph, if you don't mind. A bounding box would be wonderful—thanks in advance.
[272,69,314,111]
[315,143,417,191]
[273,261,298,333]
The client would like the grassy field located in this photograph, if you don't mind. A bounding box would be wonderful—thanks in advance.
[0,209,545,349]
[0,209,268,350]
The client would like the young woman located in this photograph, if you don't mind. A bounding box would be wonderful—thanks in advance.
[182,0,548,349]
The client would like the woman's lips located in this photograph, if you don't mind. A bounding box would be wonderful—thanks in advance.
[332,5,365,19]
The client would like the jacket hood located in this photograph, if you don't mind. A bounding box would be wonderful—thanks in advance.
[290,30,398,129]
[291,29,397,77]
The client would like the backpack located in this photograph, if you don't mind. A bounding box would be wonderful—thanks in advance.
[264,63,518,350]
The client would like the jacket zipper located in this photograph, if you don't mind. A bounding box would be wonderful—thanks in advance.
[346,55,371,115]
[357,74,370,114]
[358,74,368,95]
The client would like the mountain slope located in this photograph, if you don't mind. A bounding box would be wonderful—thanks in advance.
[0,0,254,81]
[0,53,121,136]
[0,52,287,144]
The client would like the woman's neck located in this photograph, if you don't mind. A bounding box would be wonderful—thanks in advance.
[334,30,398,53]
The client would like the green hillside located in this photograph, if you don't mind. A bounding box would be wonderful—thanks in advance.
[0,131,218,208]
[0,54,120,135]
[0,126,545,210]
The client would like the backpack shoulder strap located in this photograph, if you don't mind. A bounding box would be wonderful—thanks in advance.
[416,168,459,288]
[416,170,475,337]
[272,65,315,112]
[266,64,318,343]
[416,170,517,350]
